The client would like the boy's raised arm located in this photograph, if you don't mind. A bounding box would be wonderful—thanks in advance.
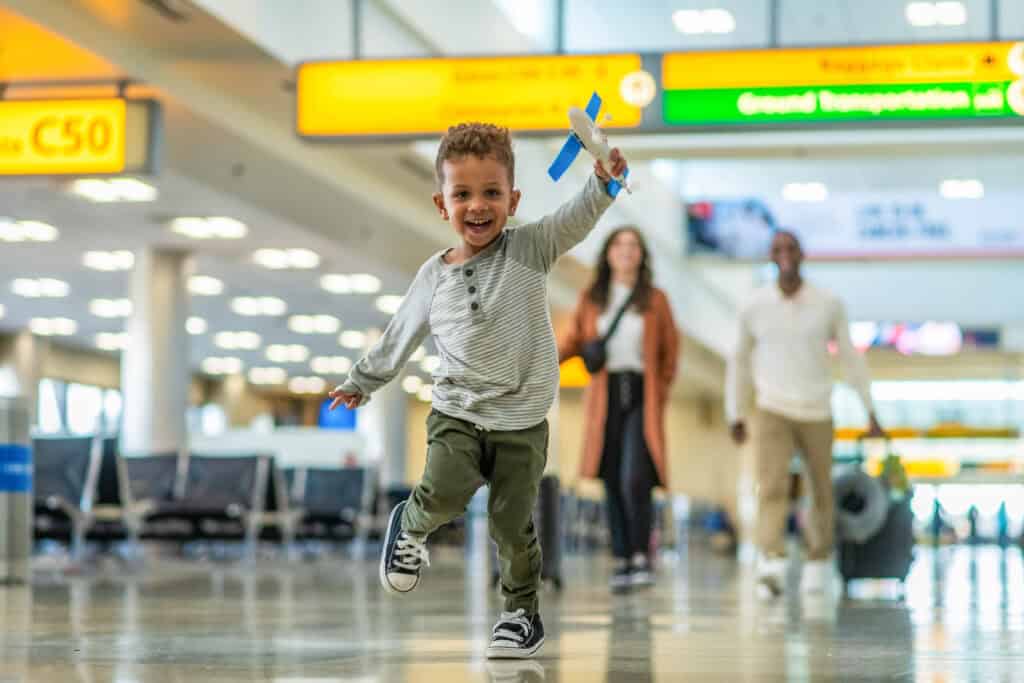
[335,261,437,404]
[513,150,626,273]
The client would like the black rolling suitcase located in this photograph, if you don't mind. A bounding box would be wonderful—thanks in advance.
[491,474,563,590]
[837,495,915,592]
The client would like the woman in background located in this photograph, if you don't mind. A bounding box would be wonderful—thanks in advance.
[559,227,679,592]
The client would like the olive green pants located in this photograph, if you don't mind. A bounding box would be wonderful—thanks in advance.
[401,410,548,615]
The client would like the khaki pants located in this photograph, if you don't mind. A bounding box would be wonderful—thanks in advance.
[402,410,549,615]
[754,410,834,560]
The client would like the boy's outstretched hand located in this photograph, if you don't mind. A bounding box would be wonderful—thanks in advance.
[594,148,627,184]
[328,386,362,410]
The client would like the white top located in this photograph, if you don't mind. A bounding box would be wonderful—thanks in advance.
[597,282,645,374]
[725,281,874,423]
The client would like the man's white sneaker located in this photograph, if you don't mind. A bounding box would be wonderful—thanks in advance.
[800,559,832,595]
[757,556,786,599]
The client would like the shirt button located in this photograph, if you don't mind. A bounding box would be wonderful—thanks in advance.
[465,269,474,277]
[471,303,479,311]
[469,286,477,294]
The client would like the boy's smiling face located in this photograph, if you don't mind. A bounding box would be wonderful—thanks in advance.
[433,154,521,256]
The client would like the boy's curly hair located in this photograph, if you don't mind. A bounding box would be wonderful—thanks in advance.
[434,122,515,188]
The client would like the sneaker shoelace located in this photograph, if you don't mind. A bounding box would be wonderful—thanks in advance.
[492,608,532,645]
[393,534,430,572]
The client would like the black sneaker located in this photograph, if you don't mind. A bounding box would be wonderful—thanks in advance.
[609,560,632,594]
[486,609,545,659]
[379,500,429,595]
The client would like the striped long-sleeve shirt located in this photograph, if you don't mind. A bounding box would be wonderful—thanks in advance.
[340,174,615,430]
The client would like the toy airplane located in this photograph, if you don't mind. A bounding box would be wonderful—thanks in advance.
[547,91,631,197]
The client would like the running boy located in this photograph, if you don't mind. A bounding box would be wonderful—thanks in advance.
[329,122,627,659]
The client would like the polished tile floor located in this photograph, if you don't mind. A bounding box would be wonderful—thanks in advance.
[2,542,1024,682]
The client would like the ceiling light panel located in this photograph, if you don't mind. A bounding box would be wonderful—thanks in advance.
[0,219,59,242]
[68,178,157,203]
[266,344,310,363]
[188,276,224,296]
[202,357,243,375]
[231,296,287,316]
[170,216,248,240]
[12,278,69,298]
[320,273,382,294]
[339,331,367,349]
[253,248,320,270]
[248,367,287,385]
[89,298,132,318]
[289,314,341,334]
[289,376,327,394]
[83,250,134,271]
[29,317,77,336]
[310,356,352,374]
[214,331,262,350]
[96,332,130,351]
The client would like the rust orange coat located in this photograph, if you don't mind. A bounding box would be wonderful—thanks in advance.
[557,287,680,487]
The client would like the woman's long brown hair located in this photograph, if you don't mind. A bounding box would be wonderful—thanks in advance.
[585,226,653,312]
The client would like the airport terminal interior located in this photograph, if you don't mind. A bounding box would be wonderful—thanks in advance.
[1,0,1024,680]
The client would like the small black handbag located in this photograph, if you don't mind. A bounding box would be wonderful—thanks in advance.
[580,288,636,374]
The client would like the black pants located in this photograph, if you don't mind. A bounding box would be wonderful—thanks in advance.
[600,372,659,560]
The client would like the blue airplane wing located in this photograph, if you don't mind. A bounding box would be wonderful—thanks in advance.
[547,133,582,182]
[548,91,602,182]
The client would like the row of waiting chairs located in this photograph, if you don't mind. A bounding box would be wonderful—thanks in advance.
[31,435,376,561]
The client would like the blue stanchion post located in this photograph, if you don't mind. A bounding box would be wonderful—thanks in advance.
[0,397,32,584]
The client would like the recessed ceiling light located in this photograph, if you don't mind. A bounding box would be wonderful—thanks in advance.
[29,317,77,336]
[83,250,134,271]
[672,8,736,34]
[231,296,287,316]
[253,248,320,270]
[410,346,426,362]
[170,216,248,240]
[68,177,157,203]
[288,314,341,334]
[339,330,367,349]
[12,278,69,298]
[202,357,243,375]
[188,276,224,296]
[96,332,130,351]
[0,220,59,242]
[266,344,309,363]
[320,273,381,294]
[89,298,132,318]
[905,1,967,27]
[214,331,262,350]
[375,296,404,315]
[939,178,984,199]
[402,376,424,394]
[782,182,828,202]
[186,317,207,335]
[310,356,353,374]
[248,367,287,385]
[420,355,441,374]
[289,376,327,394]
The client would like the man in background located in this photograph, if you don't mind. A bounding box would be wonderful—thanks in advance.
[726,230,883,597]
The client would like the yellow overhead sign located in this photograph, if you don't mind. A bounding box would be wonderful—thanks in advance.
[297,54,644,137]
[0,98,158,176]
[663,41,1021,90]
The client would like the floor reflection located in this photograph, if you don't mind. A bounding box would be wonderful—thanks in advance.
[0,545,1022,681]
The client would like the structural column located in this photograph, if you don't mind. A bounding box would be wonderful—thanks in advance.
[121,249,190,455]
[357,365,408,488]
